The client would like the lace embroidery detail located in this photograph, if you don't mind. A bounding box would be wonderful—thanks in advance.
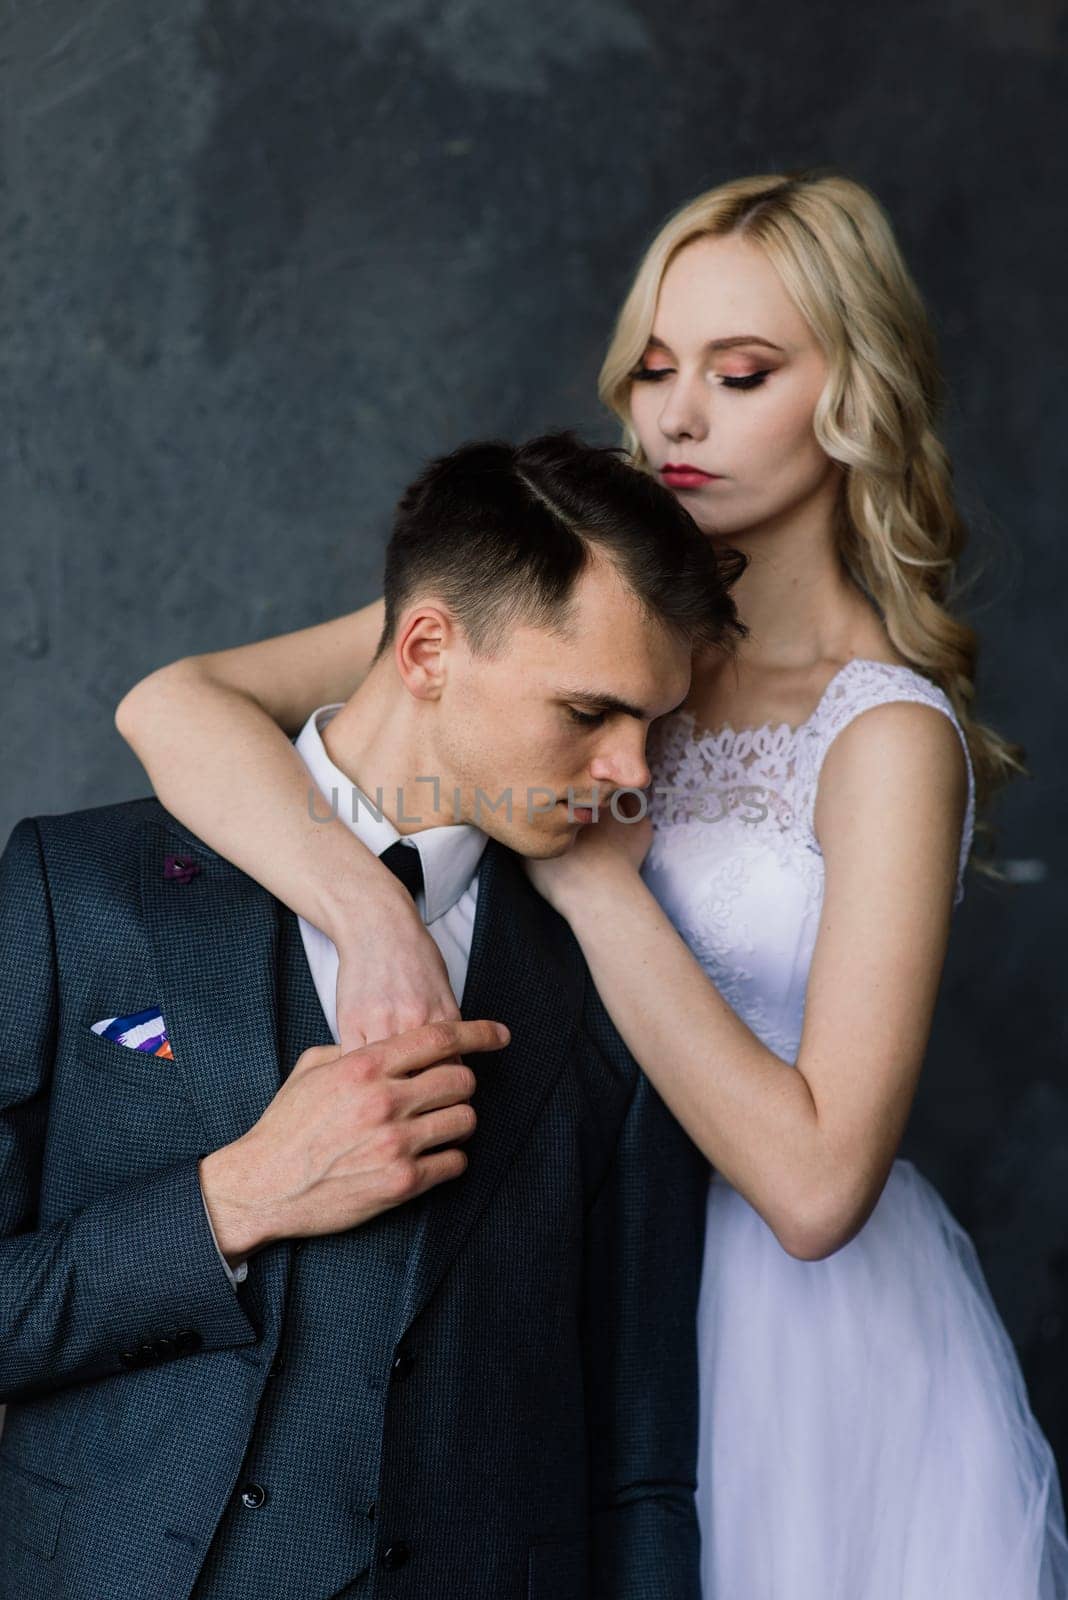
[642,659,977,1067]
[649,717,800,834]
[643,659,976,1063]
[648,658,975,907]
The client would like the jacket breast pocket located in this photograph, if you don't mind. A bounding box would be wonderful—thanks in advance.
[0,1452,73,1559]
[527,1534,589,1599]
[79,1026,189,1095]
[68,1029,203,1183]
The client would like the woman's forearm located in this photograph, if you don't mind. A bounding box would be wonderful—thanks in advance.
[115,660,393,940]
[561,866,851,1259]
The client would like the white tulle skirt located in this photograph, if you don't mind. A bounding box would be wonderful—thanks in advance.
[696,1158,1068,1598]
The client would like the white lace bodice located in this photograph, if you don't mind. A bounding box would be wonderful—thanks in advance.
[642,658,976,1066]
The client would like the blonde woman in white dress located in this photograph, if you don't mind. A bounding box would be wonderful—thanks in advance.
[116,170,1068,1596]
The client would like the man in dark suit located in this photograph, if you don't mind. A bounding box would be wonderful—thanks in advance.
[0,432,741,1599]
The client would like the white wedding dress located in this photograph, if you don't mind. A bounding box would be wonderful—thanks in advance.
[642,658,1068,1599]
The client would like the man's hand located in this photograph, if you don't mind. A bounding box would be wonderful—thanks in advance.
[199,1017,509,1266]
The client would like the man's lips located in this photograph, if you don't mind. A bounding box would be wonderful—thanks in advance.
[556,799,603,823]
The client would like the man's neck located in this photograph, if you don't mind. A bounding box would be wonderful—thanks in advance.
[319,677,454,836]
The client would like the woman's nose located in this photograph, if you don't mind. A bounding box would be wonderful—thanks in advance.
[658,374,708,442]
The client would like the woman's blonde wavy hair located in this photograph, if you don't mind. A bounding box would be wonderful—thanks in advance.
[598,168,1026,881]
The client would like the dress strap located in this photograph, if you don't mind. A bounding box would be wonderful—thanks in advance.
[798,660,976,906]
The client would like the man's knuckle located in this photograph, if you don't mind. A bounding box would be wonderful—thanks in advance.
[454,1103,477,1135]
[375,1125,406,1161]
[349,1047,382,1083]
[364,1085,395,1124]
[426,1020,457,1054]
[387,1159,420,1199]
[456,1066,477,1098]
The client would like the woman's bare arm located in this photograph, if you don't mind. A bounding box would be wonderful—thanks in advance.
[119,598,388,741]
[525,701,969,1261]
[115,598,462,1049]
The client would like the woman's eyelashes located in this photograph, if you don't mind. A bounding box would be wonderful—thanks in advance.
[721,370,771,390]
[630,365,772,390]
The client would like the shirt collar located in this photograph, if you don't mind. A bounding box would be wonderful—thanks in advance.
[294,703,488,924]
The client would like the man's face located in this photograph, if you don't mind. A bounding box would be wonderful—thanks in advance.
[429,554,694,857]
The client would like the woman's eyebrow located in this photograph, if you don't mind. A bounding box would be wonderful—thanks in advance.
[647,334,785,353]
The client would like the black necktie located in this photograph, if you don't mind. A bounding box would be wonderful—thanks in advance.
[379,839,425,903]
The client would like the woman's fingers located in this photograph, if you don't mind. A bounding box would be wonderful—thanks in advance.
[335,923,461,1055]
[339,997,461,1055]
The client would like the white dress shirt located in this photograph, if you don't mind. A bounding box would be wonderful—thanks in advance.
[201,702,489,1287]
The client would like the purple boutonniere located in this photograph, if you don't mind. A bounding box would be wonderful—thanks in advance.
[163,852,201,883]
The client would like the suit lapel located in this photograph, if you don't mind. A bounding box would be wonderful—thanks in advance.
[139,812,588,1344]
[396,837,587,1338]
[139,815,285,1149]
[139,813,295,1330]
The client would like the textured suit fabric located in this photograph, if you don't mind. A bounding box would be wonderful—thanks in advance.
[188,899,424,1598]
[0,798,709,1599]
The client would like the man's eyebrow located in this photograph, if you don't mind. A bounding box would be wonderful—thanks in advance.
[559,688,691,721]
[647,333,785,354]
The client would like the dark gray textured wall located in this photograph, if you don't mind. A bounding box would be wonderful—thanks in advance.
[2,0,1066,1472]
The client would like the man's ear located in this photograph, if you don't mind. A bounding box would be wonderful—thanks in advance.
[393,601,458,703]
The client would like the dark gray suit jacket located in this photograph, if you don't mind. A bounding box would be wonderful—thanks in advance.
[0,799,708,1599]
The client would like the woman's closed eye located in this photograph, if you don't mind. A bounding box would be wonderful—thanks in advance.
[630,365,772,390]
[720,370,771,390]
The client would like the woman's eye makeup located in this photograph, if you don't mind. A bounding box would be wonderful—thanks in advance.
[629,361,772,390]
[720,369,771,389]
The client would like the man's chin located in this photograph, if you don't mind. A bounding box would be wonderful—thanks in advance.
[529,831,582,860]
[489,815,584,860]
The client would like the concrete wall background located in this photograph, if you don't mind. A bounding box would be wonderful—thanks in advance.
[2,0,1065,1473]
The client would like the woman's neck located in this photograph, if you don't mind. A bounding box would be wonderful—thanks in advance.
[710,484,887,674]
[689,486,899,727]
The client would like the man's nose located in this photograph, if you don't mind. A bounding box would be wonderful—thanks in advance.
[590,740,652,796]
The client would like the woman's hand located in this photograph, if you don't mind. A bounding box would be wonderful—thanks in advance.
[334,886,461,1054]
[522,798,653,917]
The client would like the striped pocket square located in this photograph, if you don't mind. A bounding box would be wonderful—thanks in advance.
[90,1007,173,1060]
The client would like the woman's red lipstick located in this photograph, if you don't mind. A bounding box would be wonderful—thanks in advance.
[660,463,722,488]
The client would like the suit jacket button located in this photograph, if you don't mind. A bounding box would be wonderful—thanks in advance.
[139,1340,162,1364]
[240,1482,268,1509]
[381,1540,410,1569]
[174,1328,202,1356]
[153,1336,176,1361]
[390,1349,415,1381]
[268,1353,285,1376]
[366,1501,376,1521]
[119,1349,142,1370]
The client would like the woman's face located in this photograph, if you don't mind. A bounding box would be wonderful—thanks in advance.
[627,232,839,539]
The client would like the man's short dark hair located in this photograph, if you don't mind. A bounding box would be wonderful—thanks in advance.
[374,429,747,660]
